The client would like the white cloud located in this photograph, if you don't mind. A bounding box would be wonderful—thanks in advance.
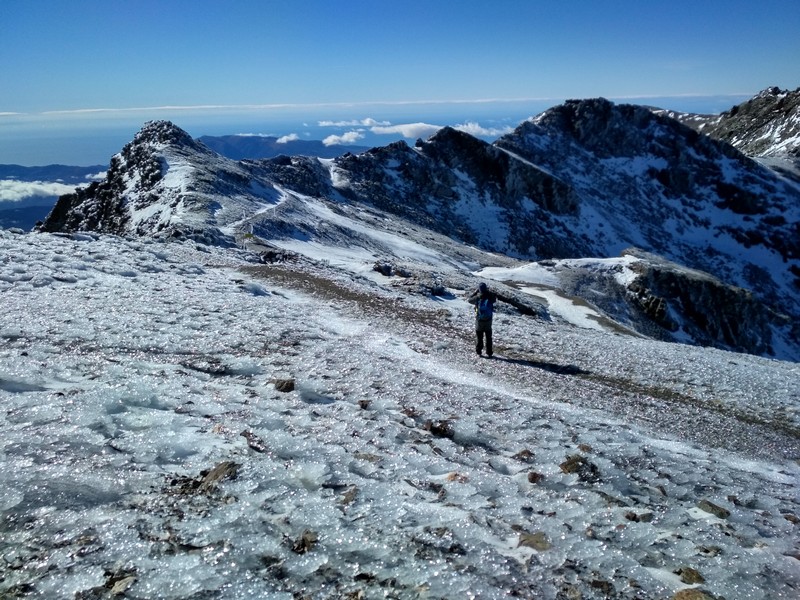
[322,130,366,146]
[276,133,300,144]
[370,122,443,139]
[0,180,81,203]
[454,121,515,137]
[319,118,391,127]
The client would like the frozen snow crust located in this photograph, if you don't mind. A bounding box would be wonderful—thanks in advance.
[1,229,798,599]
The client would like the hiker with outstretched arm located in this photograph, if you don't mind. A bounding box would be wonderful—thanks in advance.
[467,282,497,357]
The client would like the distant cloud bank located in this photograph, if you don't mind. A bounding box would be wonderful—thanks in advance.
[319,118,391,127]
[276,133,300,144]
[370,122,442,139]
[454,122,515,137]
[323,131,366,146]
[0,180,80,202]
[316,115,514,143]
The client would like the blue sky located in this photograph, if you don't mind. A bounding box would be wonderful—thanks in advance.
[1,0,798,165]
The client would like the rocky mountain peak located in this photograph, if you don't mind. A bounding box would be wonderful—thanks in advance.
[131,120,199,150]
[686,87,800,160]
[525,97,734,161]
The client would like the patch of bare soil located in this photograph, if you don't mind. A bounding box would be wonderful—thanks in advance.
[240,263,459,332]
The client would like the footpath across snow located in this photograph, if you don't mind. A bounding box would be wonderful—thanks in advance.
[0,230,798,599]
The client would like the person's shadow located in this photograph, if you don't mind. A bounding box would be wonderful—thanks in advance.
[491,355,590,376]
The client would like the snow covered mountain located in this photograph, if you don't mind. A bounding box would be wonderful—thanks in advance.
[667,87,799,160]
[38,106,800,359]
[657,87,800,179]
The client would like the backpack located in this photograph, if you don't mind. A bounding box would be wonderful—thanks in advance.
[476,297,493,321]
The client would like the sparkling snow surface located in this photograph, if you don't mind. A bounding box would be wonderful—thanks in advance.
[1,230,798,599]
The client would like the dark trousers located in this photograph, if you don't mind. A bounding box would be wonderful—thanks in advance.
[476,320,493,355]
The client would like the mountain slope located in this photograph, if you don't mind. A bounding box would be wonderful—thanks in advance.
[37,111,800,359]
[37,121,286,245]
[662,87,800,161]
[657,87,800,185]
[2,228,798,599]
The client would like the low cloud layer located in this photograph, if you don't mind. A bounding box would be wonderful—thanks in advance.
[323,131,366,146]
[276,133,300,144]
[319,116,512,143]
[0,180,79,203]
[454,122,515,137]
[319,118,390,127]
[370,122,443,139]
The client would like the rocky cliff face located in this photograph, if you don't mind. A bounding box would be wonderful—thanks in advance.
[37,108,800,359]
[622,250,781,356]
[658,88,800,185]
[496,99,799,322]
[684,87,800,160]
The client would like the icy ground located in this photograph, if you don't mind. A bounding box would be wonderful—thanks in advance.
[0,229,798,599]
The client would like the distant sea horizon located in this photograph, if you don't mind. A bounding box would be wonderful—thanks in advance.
[0,95,750,167]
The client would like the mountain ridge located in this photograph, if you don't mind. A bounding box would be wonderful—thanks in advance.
[36,97,800,360]
[656,86,800,181]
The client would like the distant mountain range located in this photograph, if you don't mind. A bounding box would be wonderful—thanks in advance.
[197,134,371,160]
[36,88,800,360]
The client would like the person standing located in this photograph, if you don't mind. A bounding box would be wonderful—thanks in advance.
[467,282,497,357]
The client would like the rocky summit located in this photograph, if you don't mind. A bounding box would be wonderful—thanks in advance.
[673,87,800,161]
[38,95,800,360]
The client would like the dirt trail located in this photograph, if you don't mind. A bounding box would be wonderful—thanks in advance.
[240,262,800,460]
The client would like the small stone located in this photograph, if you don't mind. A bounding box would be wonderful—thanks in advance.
[698,545,722,557]
[273,378,295,393]
[110,575,136,595]
[625,511,654,523]
[291,529,318,554]
[697,499,730,519]
[424,419,454,439]
[199,461,240,492]
[340,486,358,506]
[676,566,705,584]
[240,430,268,452]
[527,471,544,484]
[513,449,535,462]
[560,454,600,482]
[672,589,717,600]
[783,513,799,524]
[518,531,551,551]
[560,584,582,600]
[590,580,613,595]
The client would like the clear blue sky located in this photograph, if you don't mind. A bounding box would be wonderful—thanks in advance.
[1,0,798,165]
[3,0,798,113]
